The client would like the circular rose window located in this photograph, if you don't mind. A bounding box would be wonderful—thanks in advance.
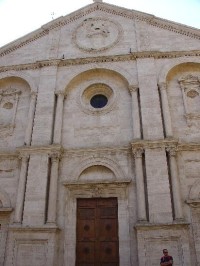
[90,94,108,109]
[80,83,117,115]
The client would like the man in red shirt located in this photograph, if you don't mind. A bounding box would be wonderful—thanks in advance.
[160,249,173,266]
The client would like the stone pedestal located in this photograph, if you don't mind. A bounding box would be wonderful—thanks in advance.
[135,222,191,266]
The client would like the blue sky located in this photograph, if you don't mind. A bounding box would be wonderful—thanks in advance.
[0,0,200,48]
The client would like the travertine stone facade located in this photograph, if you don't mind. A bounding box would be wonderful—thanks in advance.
[0,1,200,265]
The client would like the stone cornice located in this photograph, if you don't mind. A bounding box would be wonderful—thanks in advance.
[16,144,63,157]
[0,141,200,159]
[132,139,200,152]
[96,3,200,40]
[63,179,131,188]
[135,221,190,231]
[0,207,13,213]
[9,225,60,232]
[132,138,178,151]
[0,152,18,158]
[62,145,131,157]
[0,50,200,73]
[0,1,200,58]
[178,142,200,151]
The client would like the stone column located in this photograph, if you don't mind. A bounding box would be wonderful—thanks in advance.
[158,83,173,138]
[53,91,65,144]
[129,85,141,139]
[132,148,147,222]
[24,92,37,145]
[14,155,29,223]
[47,153,60,224]
[167,147,183,220]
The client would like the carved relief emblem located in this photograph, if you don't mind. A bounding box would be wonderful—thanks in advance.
[0,88,21,136]
[73,17,122,52]
[178,74,200,127]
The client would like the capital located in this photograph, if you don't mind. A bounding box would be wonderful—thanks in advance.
[166,146,177,157]
[55,91,65,97]
[18,154,29,162]
[50,152,60,162]
[132,147,144,158]
[158,82,167,91]
[30,91,37,99]
[129,85,139,94]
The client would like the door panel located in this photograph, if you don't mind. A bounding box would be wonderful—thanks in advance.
[76,198,119,266]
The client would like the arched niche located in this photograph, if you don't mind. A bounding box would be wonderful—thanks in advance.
[71,156,127,182]
[158,58,200,84]
[166,62,200,82]
[61,68,133,148]
[57,66,134,94]
[0,76,32,140]
[64,68,129,95]
[166,63,200,128]
[0,71,37,93]
[79,165,115,182]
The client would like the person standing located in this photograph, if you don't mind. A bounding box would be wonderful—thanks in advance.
[160,249,173,266]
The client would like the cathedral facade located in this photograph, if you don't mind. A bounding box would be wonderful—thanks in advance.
[0,1,200,265]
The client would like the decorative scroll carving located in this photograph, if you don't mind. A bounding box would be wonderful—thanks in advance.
[128,85,139,94]
[0,88,21,137]
[132,147,144,158]
[178,74,200,127]
[50,152,60,162]
[166,146,177,157]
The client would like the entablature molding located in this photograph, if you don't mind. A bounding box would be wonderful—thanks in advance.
[131,139,200,153]
[0,152,18,159]
[0,51,200,73]
[16,144,63,157]
[135,221,189,231]
[131,139,178,151]
[8,225,60,232]
[0,207,13,214]
[63,179,131,189]
[62,145,131,158]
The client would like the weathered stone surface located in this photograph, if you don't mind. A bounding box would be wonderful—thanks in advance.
[0,1,200,265]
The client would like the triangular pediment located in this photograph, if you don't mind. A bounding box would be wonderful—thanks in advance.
[0,1,200,59]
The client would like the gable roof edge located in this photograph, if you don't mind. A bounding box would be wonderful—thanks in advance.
[0,2,200,58]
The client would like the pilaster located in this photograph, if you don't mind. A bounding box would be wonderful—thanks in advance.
[129,85,141,139]
[53,91,65,144]
[14,155,29,224]
[136,58,164,140]
[132,147,147,222]
[31,66,58,145]
[24,92,37,145]
[19,145,62,226]
[166,146,183,220]
[158,82,173,138]
[47,152,60,225]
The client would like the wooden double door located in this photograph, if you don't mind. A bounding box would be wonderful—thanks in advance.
[76,198,119,266]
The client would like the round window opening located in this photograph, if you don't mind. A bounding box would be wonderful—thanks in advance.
[90,94,108,109]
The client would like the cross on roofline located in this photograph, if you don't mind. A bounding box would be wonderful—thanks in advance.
[93,0,103,2]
